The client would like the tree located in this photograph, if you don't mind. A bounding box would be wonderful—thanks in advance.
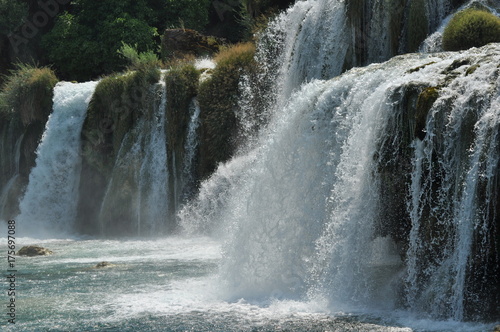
[42,0,157,81]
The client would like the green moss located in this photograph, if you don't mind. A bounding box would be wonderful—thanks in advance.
[198,42,256,178]
[82,66,161,175]
[466,64,480,76]
[165,63,200,157]
[442,8,500,51]
[407,61,437,74]
[0,64,58,125]
[415,87,439,140]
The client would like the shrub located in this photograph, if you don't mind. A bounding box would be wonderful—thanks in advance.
[442,8,500,51]
[0,64,58,125]
[0,0,28,34]
[197,42,256,177]
[42,3,158,81]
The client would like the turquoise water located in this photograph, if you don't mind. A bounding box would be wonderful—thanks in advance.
[0,236,496,331]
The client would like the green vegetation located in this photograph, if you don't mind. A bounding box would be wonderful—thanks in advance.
[415,87,439,140]
[0,64,58,125]
[151,0,211,31]
[82,47,161,175]
[198,42,256,177]
[442,8,500,51]
[165,62,200,152]
[42,1,158,81]
[0,0,27,34]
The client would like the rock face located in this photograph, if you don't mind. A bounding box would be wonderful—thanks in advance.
[17,245,53,256]
[161,29,224,60]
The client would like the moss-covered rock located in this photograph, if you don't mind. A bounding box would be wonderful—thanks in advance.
[442,8,500,51]
[17,245,53,256]
[78,66,160,235]
[0,64,58,126]
[415,87,439,140]
[82,67,161,176]
[197,42,257,178]
[0,65,57,216]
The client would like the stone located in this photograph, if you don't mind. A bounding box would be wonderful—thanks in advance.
[17,245,53,256]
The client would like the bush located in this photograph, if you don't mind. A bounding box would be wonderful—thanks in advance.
[0,0,28,34]
[42,1,158,81]
[0,64,58,125]
[197,42,256,177]
[442,8,500,51]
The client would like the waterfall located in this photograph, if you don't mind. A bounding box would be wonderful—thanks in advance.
[137,82,169,236]
[404,50,500,320]
[181,98,201,201]
[17,81,98,237]
[181,41,500,320]
[98,81,169,236]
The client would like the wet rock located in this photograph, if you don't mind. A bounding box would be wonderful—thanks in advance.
[17,245,53,256]
[94,261,116,268]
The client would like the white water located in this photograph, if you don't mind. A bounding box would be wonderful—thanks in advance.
[137,82,169,235]
[180,44,500,325]
[16,81,97,237]
[404,49,500,320]
[181,98,201,201]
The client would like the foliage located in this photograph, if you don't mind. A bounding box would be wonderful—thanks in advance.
[165,62,200,153]
[147,0,211,31]
[415,87,439,140]
[42,0,158,81]
[83,64,160,175]
[442,8,500,51]
[118,42,161,71]
[0,0,28,34]
[198,42,256,177]
[0,63,58,125]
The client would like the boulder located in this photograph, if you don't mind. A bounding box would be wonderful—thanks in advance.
[17,245,53,256]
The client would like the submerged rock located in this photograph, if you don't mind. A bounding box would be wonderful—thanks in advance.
[94,261,116,269]
[17,245,53,256]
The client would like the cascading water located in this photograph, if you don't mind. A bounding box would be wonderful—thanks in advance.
[181,98,201,201]
[137,82,169,235]
[182,45,500,323]
[16,81,97,237]
[98,82,169,235]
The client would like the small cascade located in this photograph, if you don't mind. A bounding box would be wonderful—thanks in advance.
[180,98,201,201]
[98,81,169,236]
[137,82,169,235]
[17,81,98,237]
[404,50,500,320]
